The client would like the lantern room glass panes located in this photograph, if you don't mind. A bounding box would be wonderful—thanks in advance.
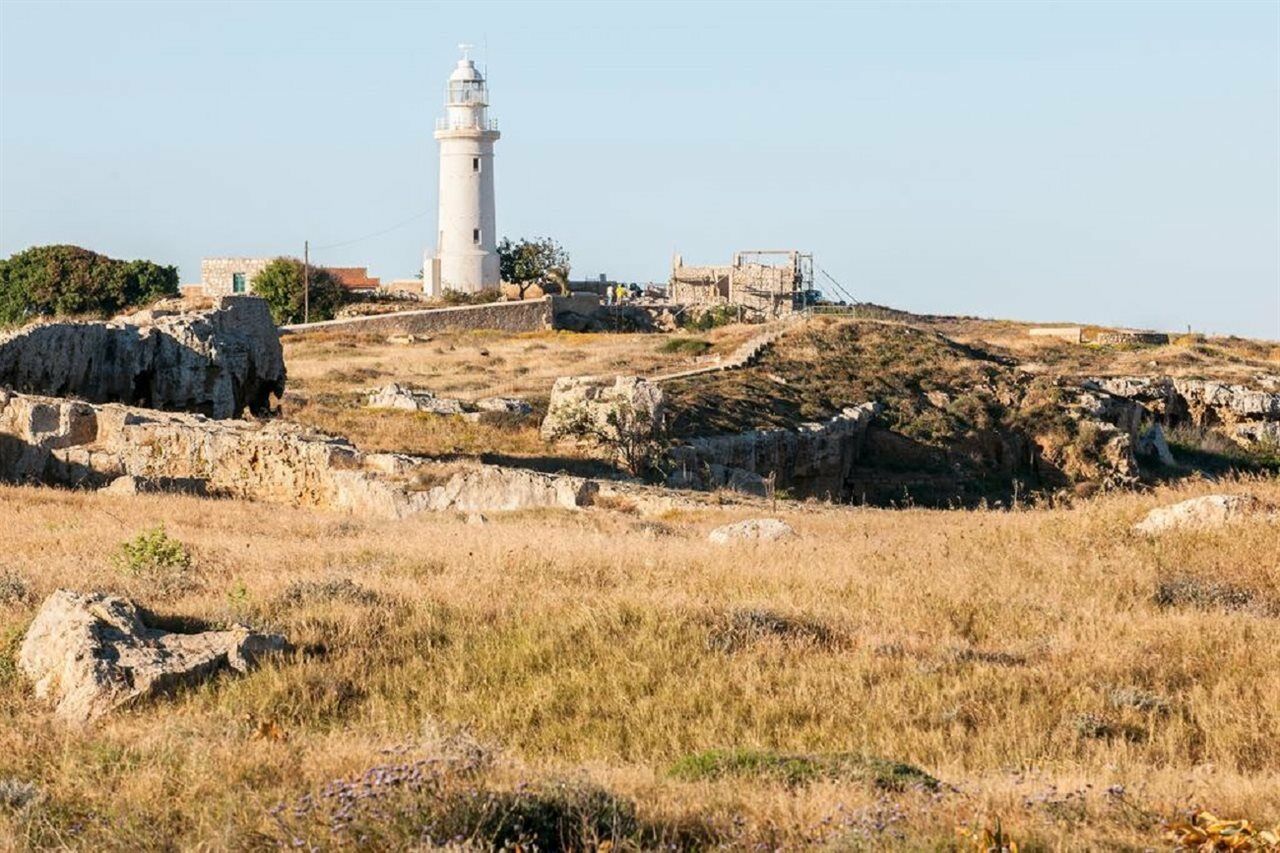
[447,80,487,106]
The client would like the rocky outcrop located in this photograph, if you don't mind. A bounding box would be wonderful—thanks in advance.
[667,403,880,498]
[0,295,285,417]
[367,384,531,420]
[0,389,596,518]
[0,296,285,419]
[541,375,665,442]
[1133,494,1273,535]
[1084,376,1280,433]
[708,518,796,543]
[18,589,288,724]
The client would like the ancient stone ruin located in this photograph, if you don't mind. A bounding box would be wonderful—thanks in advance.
[0,388,597,517]
[0,296,285,419]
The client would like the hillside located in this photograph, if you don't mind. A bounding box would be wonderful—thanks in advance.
[1,477,1277,849]
[666,315,1280,506]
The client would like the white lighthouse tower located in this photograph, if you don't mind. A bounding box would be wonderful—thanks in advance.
[427,45,500,296]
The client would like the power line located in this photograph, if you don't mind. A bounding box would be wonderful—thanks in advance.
[310,209,432,252]
[816,265,857,304]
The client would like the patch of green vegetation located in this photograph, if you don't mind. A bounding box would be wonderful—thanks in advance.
[114,526,190,576]
[112,526,196,596]
[659,336,711,356]
[684,305,741,331]
[670,748,939,791]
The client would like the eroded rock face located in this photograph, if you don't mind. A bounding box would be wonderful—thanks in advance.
[667,403,880,498]
[0,389,596,518]
[0,296,285,419]
[708,518,796,543]
[541,375,666,442]
[18,589,288,724]
[1133,494,1272,535]
[1085,376,1280,429]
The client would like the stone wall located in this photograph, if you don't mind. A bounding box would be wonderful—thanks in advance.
[280,294,602,336]
[200,258,273,296]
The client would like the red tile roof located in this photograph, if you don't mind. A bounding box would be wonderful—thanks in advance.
[326,267,381,291]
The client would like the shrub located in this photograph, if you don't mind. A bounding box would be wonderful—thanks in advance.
[0,568,31,606]
[113,526,194,595]
[251,257,347,324]
[439,288,501,306]
[0,244,178,326]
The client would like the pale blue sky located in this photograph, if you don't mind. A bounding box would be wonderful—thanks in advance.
[2,0,1277,337]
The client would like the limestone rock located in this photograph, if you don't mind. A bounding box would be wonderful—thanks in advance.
[424,466,598,513]
[708,518,796,544]
[0,389,601,519]
[18,589,288,724]
[0,296,284,419]
[541,375,665,442]
[1135,424,1175,466]
[1233,421,1280,445]
[366,383,466,414]
[473,397,532,416]
[1133,494,1270,535]
[667,403,879,498]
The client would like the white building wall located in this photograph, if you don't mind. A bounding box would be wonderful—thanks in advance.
[434,132,499,295]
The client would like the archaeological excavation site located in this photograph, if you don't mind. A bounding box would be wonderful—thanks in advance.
[2,6,1277,847]
[1,288,1277,850]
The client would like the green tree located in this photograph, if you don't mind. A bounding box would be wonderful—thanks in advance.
[497,237,570,299]
[0,244,178,327]
[250,257,347,325]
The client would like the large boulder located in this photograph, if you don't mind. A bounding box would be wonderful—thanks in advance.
[1133,494,1271,535]
[18,589,288,724]
[708,518,796,544]
[541,375,665,443]
[0,296,285,419]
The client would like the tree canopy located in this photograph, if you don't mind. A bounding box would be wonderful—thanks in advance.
[497,237,570,298]
[251,258,347,325]
[0,244,178,327]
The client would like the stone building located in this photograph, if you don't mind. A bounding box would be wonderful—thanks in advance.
[198,258,380,297]
[669,250,813,318]
[200,257,273,297]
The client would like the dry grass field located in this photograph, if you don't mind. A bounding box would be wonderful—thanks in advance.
[279,326,758,463]
[1,474,1277,850]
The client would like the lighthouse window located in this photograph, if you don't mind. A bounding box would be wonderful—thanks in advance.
[472,228,481,244]
[472,157,480,172]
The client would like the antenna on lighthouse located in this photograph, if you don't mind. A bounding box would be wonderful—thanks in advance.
[458,42,474,60]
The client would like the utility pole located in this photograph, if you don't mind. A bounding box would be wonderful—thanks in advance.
[303,240,310,325]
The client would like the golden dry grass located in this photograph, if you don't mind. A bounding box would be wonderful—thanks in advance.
[929,315,1280,381]
[1,476,1277,849]
[279,326,758,461]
